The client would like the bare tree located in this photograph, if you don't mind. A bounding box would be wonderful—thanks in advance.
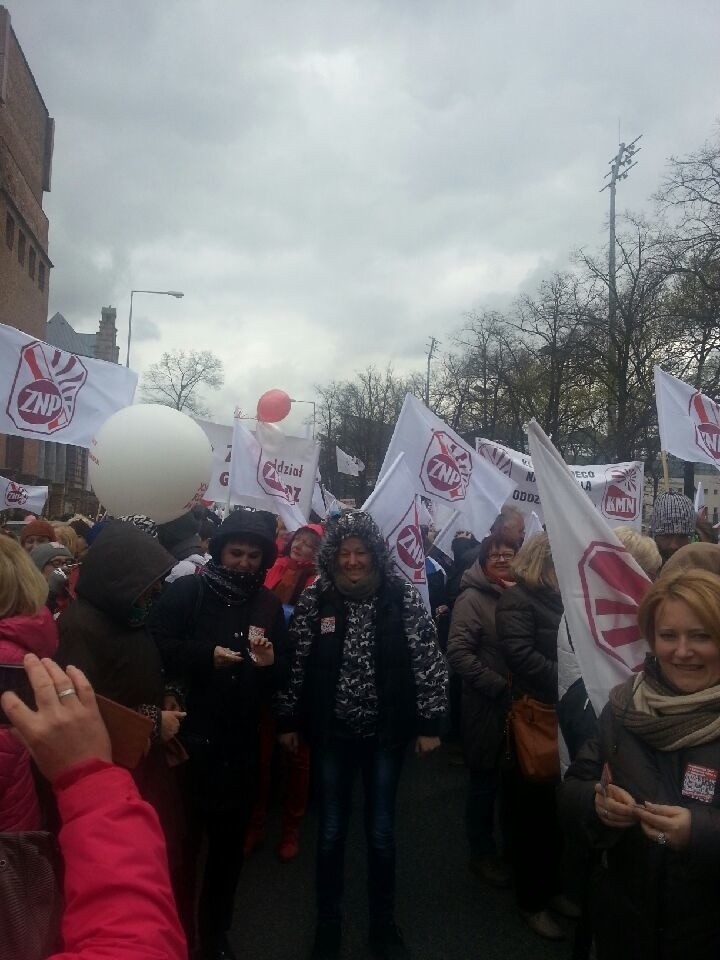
[140,350,224,417]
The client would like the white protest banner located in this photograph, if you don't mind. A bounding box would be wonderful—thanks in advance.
[475,437,643,529]
[655,366,720,470]
[195,418,233,502]
[379,395,515,526]
[228,420,319,529]
[336,446,365,476]
[0,475,48,514]
[312,479,341,520]
[0,322,137,448]
[362,453,430,611]
[527,420,651,715]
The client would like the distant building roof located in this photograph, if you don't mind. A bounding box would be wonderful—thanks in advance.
[46,312,97,358]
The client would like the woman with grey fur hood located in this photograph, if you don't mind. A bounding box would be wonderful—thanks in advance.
[277,511,447,960]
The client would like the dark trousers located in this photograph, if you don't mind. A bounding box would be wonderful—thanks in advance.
[503,768,562,913]
[316,732,405,926]
[466,767,502,859]
[185,750,255,946]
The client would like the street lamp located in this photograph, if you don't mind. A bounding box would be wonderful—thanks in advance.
[126,289,184,368]
[290,398,317,438]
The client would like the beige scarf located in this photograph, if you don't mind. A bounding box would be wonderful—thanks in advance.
[610,656,720,751]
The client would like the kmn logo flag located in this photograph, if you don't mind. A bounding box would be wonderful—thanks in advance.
[0,474,48,514]
[527,420,651,714]
[378,394,515,521]
[0,322,138,447]
[476,437,643,529]
[362,453,430,612]
[655,366,720,470]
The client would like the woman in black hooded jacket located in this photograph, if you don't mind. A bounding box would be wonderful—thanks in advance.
[147,508,290,960]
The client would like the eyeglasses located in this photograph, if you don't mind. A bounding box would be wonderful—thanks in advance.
[488,553,514,562]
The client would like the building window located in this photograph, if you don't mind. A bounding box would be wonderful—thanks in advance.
[38,261,45,291]
[17,231,25,266]
[5,212,14,249]
[28,247,36,280]
[704,488,708,495]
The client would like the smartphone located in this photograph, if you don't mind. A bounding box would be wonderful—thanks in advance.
[0,663,35,725]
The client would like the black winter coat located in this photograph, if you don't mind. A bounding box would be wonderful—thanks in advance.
[147,574,290,753]
[559,683,720,960]
[447,561,509,769]
[495,581,563,705]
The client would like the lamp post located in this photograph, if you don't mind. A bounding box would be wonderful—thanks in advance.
[126,289,184,368]
[290,398,317,438]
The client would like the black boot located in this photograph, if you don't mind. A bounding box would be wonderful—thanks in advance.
[309,922,342,960]
[368,922,411,960]
[204,933,238,960]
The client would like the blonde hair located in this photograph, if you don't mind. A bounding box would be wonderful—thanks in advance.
[638,569,720,651]
[0,536,49,619]
[509,532,558,591]
[52,523,79,557]
[612,527,662,580]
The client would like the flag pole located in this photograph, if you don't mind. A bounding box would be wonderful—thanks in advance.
[660,450,670,493]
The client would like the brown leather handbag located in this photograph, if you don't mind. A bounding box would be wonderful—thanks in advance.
[508,694,561,781]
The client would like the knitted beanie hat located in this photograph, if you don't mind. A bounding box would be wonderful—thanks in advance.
[30,541,73,571]
[650,491,696,537]
[19,519,56,545]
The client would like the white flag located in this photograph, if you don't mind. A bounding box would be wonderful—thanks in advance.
[312,478,340,520]
[195,418,233,503]
[695,480,707,519]
[228,420,319,530]
[476,437,643,529]
[0,322,137,448]
[0,475,48,514]
[362,453,430,611]
[655,366,720,471]
[527,420,651,715]
[525,510,544,539]
[336,446,365,476]
[378,395,515,524]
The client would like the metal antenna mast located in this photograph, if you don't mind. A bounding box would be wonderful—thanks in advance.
[425,336,439,407]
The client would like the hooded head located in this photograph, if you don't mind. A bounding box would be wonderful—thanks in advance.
[316,511,392,594]
[209,509,278,572]
[76,520,174,625]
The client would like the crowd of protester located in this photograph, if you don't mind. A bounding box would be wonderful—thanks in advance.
[1,487,719,960]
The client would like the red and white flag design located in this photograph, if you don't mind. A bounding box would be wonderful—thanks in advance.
[0,322,137,448]
[655,366,720,471]
[227,419,318,530]
[0,474,48,514]
[527,420,651,715]
[378,394,515,524]
[362,453,430,612]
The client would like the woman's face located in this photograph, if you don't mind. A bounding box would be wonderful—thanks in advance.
[42,556,69,582]
[290,531,320,563]
[485,543,516,580]
[337,536,372,582]
[654,597,720,693]
[220,538,264,573]
[23,534,50,552]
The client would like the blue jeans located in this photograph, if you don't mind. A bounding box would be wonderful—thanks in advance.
[316,731,405,925]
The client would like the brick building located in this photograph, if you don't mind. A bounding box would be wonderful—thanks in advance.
[0,5,54,481]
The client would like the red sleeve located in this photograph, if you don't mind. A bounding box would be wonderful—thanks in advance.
[49,758,187,960]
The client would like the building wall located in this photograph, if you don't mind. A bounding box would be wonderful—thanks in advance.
[0,6,52,493]
[0,6,53,338]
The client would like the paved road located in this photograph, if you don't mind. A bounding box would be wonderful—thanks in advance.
[230,747,575,960]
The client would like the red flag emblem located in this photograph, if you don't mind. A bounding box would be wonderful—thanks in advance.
[420,430,472,502]
[388,500,426,584]
[578,541,650,671]
[600,466,639,522]
[7,341,88,435]
[689,390,720,462]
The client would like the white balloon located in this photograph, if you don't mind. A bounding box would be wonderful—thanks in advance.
[89,405,213,524]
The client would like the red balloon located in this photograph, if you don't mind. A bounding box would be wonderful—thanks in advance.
[256,389,292,423]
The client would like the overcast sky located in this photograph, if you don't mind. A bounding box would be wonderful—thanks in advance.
[13,0,720,430]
